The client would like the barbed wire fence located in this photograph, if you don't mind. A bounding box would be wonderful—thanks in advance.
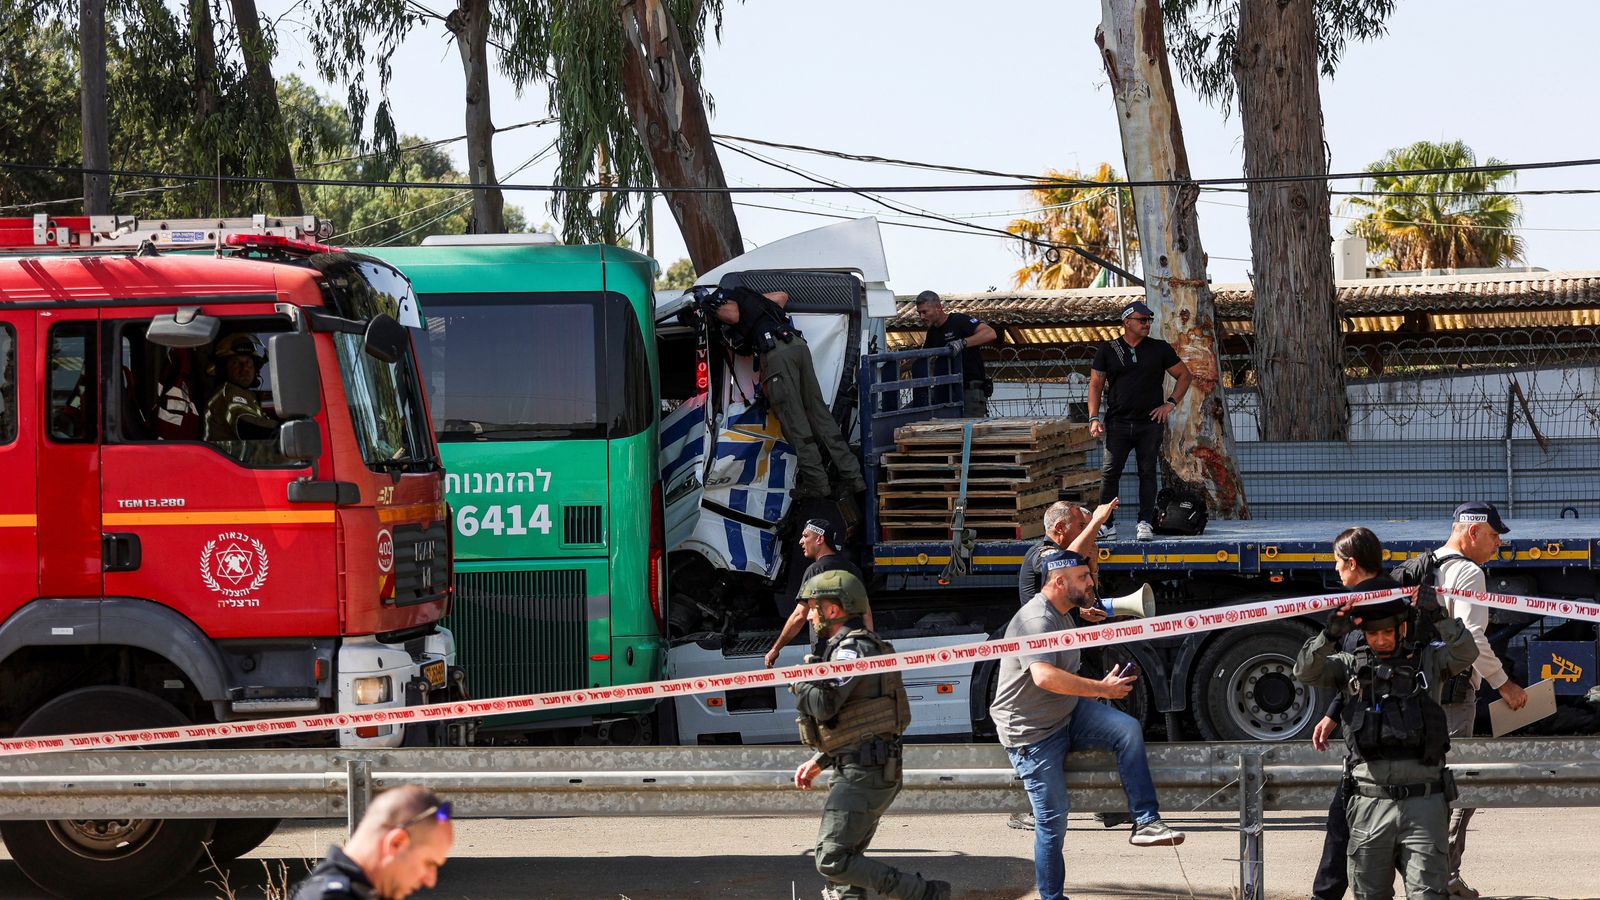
[968,327,1600,519]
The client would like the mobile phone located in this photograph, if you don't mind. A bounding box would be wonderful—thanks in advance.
[1117,662,1141,679]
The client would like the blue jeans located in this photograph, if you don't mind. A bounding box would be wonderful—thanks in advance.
[1005,700,1160,900]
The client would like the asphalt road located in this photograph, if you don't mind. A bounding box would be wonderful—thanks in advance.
[3,808,1598,899]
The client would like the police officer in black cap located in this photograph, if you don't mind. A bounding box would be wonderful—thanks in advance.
[704,286,866,502]
[1294,575,1479,899]
[767,518,869,667]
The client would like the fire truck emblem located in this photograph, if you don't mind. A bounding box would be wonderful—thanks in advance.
[200,532,269,598]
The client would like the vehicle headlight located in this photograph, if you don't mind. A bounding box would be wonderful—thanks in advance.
[353,676,392,705]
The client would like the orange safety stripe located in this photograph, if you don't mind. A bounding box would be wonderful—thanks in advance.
[102,510,335,526]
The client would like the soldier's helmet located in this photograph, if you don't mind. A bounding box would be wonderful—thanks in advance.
[799,569,870,617]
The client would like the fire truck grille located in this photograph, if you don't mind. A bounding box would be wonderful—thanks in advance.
[448,569,589,700]
[390,520,450,606]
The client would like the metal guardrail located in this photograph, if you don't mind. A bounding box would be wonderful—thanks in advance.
[4,739,1597,900]
[3,738,1597,822]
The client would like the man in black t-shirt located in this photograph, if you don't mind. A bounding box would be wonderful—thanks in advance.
[1087,300,1192,541]
[764,518,870,667]
[709,287,866,500]
[916,290,997,417]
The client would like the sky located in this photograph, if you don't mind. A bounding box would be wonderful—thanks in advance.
[263,0,1600,293]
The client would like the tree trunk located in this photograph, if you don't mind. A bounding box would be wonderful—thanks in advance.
[447,0,504,233]
[1096,0,1248,519]
[192,0,218,124]
[618,0,743,272]
[79,0,110,215]
[191,0,225,213]
[1234,0,1349,439]
[229,0,302,215]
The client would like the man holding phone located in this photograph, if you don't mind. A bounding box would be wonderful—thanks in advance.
[991,548,1184,900]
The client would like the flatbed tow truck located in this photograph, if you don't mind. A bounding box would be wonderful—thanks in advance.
[657,219,1600,747]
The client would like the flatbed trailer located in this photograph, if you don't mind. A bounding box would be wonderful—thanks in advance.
[659,218,1600,747]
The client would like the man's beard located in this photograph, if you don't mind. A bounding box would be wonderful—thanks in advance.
[1067,584,1099,610]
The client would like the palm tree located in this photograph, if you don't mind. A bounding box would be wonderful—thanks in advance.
[1006,164,1136,289]
[1344,140,1525,271]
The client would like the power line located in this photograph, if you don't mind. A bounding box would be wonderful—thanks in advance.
[8,154,1600,197]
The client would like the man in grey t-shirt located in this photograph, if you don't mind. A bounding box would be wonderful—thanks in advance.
[990,549,1184,900]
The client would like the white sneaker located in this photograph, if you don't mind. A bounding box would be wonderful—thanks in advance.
[1136,521,1154,541]
[1096,522,1117,541]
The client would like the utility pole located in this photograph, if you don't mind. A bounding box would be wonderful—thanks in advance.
[79,0,110,215]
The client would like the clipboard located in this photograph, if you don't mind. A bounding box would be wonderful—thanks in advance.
[1488,678,1557,737]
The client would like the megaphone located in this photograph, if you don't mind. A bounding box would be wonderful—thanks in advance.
[1099,583,1155,619]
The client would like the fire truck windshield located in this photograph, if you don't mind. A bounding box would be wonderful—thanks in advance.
[317,255,437,472]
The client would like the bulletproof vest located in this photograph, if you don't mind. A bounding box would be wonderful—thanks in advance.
[796,627,912,754]
[724,291,792,356]
[1341,644,1451,767]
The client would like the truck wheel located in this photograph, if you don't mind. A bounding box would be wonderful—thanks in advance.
[204,817,281,864]
[1190,626,1325,742]
[0,686,216,899]
[1084,648,1150,728]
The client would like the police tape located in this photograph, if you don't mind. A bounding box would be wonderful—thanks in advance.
[1443,586,1600,623]
[0,585,1405,757]
[0,582,1589,757]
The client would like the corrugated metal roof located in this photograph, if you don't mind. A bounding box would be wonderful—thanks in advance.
[888,270,1600,330]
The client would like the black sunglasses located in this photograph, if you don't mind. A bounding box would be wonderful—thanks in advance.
[1126,316,1154,324]
[401,801,452,830]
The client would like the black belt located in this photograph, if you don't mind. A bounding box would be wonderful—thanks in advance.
[832,737,902,764]
[1354,780,1444,800]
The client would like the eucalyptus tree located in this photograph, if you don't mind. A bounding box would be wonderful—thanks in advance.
[1163,0,1394,440]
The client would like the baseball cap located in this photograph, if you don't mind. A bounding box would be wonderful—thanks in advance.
[1453,501,1510,534]
[802,517,839,549]
[914,290,941,306]
[1043,549,1087,572]
[1120,300,1154,320]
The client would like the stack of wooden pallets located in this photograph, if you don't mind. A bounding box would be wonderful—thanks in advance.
[876,418,1100,542]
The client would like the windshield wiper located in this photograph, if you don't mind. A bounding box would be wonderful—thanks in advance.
[439,420,589,440]
[371,456,438,471]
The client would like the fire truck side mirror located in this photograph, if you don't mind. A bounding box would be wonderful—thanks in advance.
[363,313,408,365]
[279,418,323,463]
[269,332,323,419]
[147,308,222,349]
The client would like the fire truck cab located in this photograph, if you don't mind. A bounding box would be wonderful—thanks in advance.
[0,215,463,898]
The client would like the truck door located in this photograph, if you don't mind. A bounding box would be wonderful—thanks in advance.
[0,310,36,611]
[97,311,338,638]
[36,310,102,598]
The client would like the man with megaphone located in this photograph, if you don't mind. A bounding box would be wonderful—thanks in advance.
[991,546,1185,900]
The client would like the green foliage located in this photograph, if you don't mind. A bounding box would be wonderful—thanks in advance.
[495,0,727,247]
[1343,140,1524,271]
[656,256,696,291]
[285,77,529,246]
[1162,0,1394,115]
[1006,164,1135,289]
[0,0,342,217]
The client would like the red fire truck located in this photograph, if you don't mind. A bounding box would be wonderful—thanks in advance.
[0,215,462,898]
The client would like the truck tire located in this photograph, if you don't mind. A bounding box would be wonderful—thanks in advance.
[204,817,281,864]
[1190,625,1326,742]
[0,686,216,899]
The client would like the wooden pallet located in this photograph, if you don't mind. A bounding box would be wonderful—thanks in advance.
[893,417,1092,447]
[881,519,1046,542]
[877,485,1062,514]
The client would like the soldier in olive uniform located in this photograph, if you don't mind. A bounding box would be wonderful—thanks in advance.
[791,569,950,900]
[1295,588,1479,899]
